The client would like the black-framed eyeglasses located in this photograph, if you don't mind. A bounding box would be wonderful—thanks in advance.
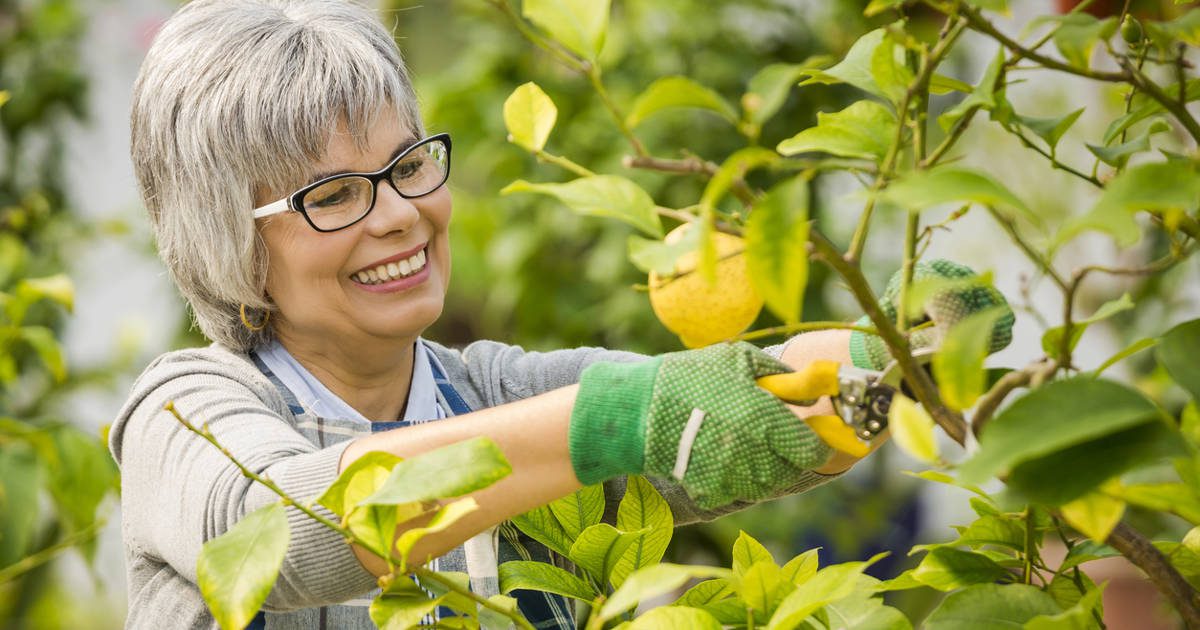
[252,133,451,233]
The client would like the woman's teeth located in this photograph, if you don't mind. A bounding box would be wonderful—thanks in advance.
[353,249,427,285]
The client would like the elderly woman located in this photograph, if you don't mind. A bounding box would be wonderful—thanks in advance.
[111,0,1009,628]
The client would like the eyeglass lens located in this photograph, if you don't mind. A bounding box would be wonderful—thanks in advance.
[300,137,449,231]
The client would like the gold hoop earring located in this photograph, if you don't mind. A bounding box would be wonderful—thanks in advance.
[239,304,271,332]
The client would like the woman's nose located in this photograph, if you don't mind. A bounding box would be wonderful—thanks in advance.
[364,181,421,236]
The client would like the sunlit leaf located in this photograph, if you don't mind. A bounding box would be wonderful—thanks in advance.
[868,30,914,105]
[777,101,896,161]
[599,563,731,622]
[939,49,1004,131]
[1091,337,1158,377]
[548,484,604,540]
[503,176,663,238]
[696,148,778,280]
[888,394,939,465]
[627,223,701,275]
[1041,293,1135,361]
[568,523,645,586]
[626,76,738,129]
[1159,318,1200,402]
[628,606,721,630]
[1086,119,1169,168]
[1025,583,1106,630]
[744,62,821,127]
[511,505,574,558]
[1065,161,1200,246]
[1061,488,1125,543]
[745,177,809,324]
[369,592,441,630]
[878,166,1035,223]
[732,530,776,578]
[935,307,1010,411]
[1017,108,1085,157]
[766,553,888,630]
[1107,482,1200,525]
[674,578,735,607]
[739,559,791,619]
[781,548,820,585]
[503,82,557,152]
[17,274,74,312]
[798,29,891,101]
[363,437,511,506]
[611,475,673,588]
[823,577,912,630]
[197,503,290,630]
[317,451,403,517]
[522,0,610,61]
[395,498,479,563]
[498,560,596,601]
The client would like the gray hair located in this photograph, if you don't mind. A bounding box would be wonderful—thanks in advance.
[130,0,423,352]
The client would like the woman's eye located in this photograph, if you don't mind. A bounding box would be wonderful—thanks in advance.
[393,158,424,180]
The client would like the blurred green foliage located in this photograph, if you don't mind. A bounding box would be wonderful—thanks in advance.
[0,1,120,628]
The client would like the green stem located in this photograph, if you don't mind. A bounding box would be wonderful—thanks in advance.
[535,149,595,178]
[165,402,536,630]
[0,521,103,584]
[1022,507,1035,585]
[733,321,876,343]
[587,66,648,157]
[486,0,586,73]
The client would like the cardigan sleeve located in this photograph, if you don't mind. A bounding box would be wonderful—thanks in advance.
[109,348,377,611]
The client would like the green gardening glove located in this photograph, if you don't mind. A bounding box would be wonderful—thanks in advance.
[848,259,1015,371]
[569,342,832,509]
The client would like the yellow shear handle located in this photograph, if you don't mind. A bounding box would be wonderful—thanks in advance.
[756,360,871,458]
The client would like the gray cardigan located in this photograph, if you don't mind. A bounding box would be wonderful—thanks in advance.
[109,339,837,629]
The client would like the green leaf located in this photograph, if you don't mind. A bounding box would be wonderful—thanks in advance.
[924,584,1060,630]
[20,326,66,382]
[959,377,1163,484]
[697,148,778,281]
[739,560,790,619]
[910,547,1008,591]
[869,30,914,105]
[628,606,722,630]
[732,530,776,578]
[766,553,888,630]
[548,484,605,540]
[317,451,403,517]
[939,49,1005,131]
[626,76,738,129]
[498,560,596,602]
[394,498,478,562]
[569,523,645,585]
[822,576,913,630]
[369,592,442,630]
[799,29,891,101]
[627,223,701,275]
[888,394,939,465]
[744,62,819,127]
[45,426,118,536]
[674,578,735,607]
[1060,489,1125,543]
[0,445,41,568]
[1103,79,1200,144]
[1060,540,1120,571]
[1107,482,1200,525]
[1086,119,1169,168]
[1025,583,1105,630]
[197,503,290,630]
[611,475,673,588]
[1092,337,1158,377]
[954,513,1026,551]
[478,594,521,630]
[901,469,988,498]
[777,101,896,162]
[347,503,400,560]
[17,274,74,312]
[1159,318,1200,402]
[503,82,557,152]
[1066,161,1200,246]
[511,505,574,558]
[1007,420,1182,505]
[522,0,610,61]
[935,307,1010,411]
[1041,293,1135,361]
[1051,14,1118,69]
[745,177,809,325]
[878,166,1035,223]
[964,0,1009,11]
[502,175,663,238]
[363,437,512,506]
[781,548,820,585]
[1017,108,1085,157]
[599,563,731,623]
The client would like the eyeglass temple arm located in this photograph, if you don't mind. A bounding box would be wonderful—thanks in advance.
[252,198,289,219]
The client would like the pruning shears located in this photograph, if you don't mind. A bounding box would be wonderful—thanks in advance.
[756,349,936,458]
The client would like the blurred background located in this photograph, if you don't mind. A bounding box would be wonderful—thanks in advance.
[1,0,1198,627]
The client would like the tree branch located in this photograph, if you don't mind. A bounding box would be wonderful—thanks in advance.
[1107,521,1200,629]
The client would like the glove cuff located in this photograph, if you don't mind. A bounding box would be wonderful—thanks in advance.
[569,358,662,485]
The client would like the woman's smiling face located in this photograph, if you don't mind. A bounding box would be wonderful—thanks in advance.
[256,113,452,348]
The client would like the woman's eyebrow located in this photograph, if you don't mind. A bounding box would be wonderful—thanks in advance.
[307,137,419,183]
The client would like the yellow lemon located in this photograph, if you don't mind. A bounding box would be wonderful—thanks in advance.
[648,224,764,348]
